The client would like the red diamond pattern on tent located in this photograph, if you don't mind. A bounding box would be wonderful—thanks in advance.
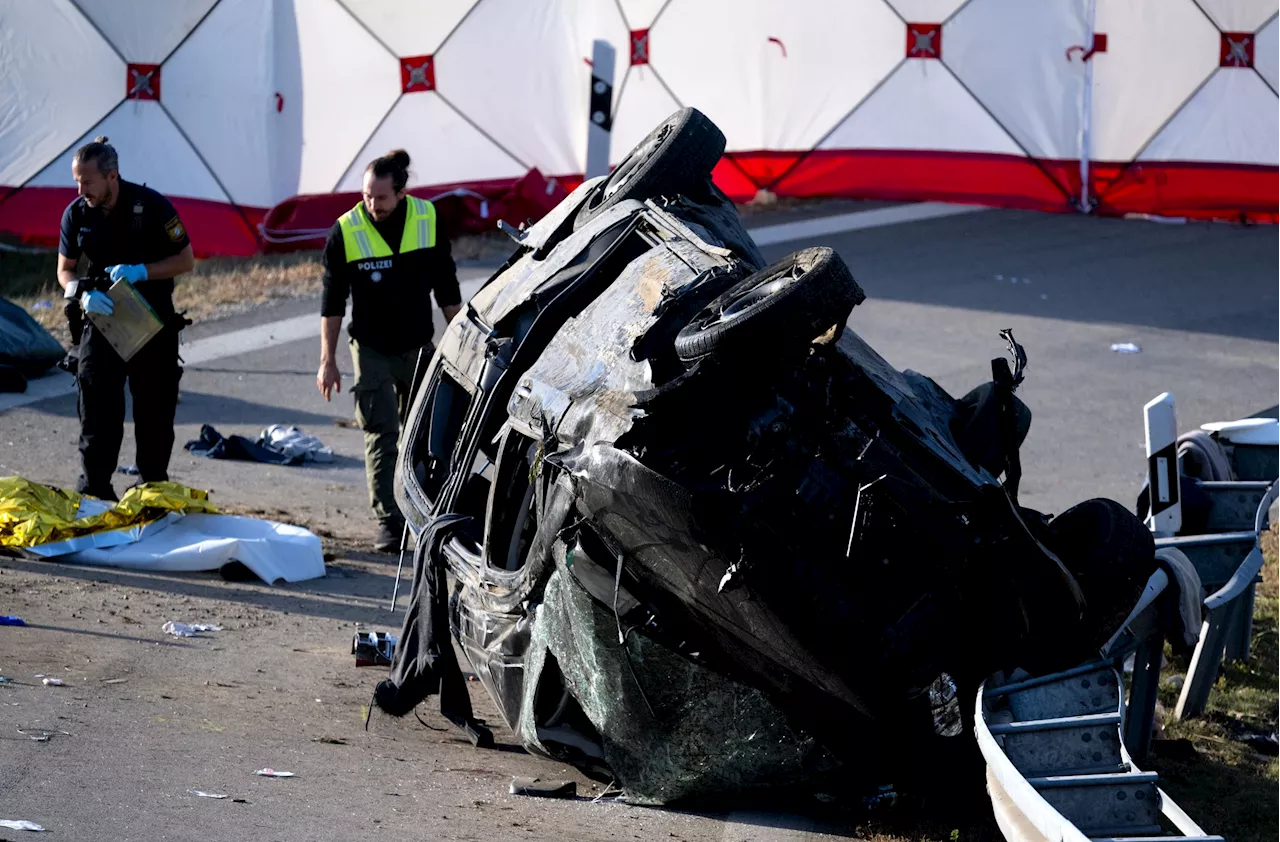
[127,63,162,100]
[631,29,650,65]
[1220,32,1256,66]
[906,24,942,59]
[401,55,436,92]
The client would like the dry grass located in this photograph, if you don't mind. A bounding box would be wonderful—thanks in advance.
[2,230,515,346]
[1148,524,1278,842]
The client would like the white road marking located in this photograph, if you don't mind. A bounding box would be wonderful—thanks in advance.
[2,202,986,414]
[748,201,989,247]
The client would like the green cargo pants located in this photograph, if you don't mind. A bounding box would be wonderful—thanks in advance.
[350,337,431,526]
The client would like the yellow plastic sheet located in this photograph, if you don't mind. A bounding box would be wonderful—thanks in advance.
[0,478,218,548]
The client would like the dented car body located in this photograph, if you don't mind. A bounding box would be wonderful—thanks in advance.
[377,109,1149,804]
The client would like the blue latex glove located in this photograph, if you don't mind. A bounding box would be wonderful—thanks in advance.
[81,290,114,316]
[107,263,148,284]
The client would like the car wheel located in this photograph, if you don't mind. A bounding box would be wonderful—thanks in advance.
[673,247,865,362]
[573,107,725,230]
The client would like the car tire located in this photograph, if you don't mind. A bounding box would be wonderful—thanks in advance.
[673,247,865,362]
[573,107,725,230]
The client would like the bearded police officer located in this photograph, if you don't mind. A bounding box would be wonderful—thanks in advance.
[317,150,462,552]
[56,137,195,501]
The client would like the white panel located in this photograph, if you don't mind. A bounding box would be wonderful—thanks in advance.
[335,94,527,190]
[28,102,226,201]
[1257,15,1279,91]
[1139,69,1279,165]
[819,60,1022,154]
[165,0,278,208]
[887,0,970,22]
[1196,0,1277,32]
[71,0,218,62]
[948,0,1089,159]
[656,0,903,151]
[293,0,401,193]
[609,67,683,165]
[437,0,628,176]
[617,0,670,28]
[340,0,479,55]
[1091,0,1220,161]
[0,0,123,186]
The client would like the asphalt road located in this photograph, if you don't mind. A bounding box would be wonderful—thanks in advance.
[0,207,1274,841]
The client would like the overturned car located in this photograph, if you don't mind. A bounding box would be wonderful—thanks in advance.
[374,109,1154,804]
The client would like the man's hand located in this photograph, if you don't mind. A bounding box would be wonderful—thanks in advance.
[80,290,114,316]
[107,264,148,284]
[317,359,341,401]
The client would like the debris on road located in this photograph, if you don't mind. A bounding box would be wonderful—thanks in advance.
[41,678,64,687]
[509,777,577,799]
[253,768,296,778]
[188,790,229,799]
[260,424,334,463]
[1,615,25,626]
[1111,342,1142,353]
[352,631,396,667]
[185,424,304,465]
[162,621,224,638]
[0,819,46,831]
[116,464,140,476]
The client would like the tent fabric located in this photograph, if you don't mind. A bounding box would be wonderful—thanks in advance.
[0,0,1275,258]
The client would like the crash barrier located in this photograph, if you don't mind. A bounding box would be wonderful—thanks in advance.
[978,653,1222,842]
[1141,397,1280,721]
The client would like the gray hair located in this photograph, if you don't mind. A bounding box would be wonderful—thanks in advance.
[73,136,118,174]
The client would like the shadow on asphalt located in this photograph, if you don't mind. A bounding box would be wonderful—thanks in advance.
[777,210,1279,343]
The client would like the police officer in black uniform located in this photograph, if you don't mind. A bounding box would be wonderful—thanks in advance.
[56,137,195,501]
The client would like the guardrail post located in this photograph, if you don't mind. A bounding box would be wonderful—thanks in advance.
[1144,393,1181,537]
[584,39,616,180]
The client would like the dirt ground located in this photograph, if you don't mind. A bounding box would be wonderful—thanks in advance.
[0,547,883,841]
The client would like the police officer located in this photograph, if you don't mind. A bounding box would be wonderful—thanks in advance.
[317,149,462,552]
[56,137,195,501]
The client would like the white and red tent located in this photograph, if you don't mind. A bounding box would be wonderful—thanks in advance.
[1,0,1275,257]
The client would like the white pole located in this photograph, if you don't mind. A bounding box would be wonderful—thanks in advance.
[1144,392,1182,536]
[585,39,616,180]
[1079,0,1096,213]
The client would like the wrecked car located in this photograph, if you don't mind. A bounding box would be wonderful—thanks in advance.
[374,108,1155,804]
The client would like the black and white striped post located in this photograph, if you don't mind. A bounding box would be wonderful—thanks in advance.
[1144,391,1182,536]
[585,39,616,180]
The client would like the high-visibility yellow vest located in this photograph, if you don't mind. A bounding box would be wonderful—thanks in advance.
[338,196,437,262]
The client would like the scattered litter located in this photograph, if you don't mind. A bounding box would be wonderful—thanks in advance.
[103,678,128,685]
[188,790,228,799]
[1,615,25,626]
[18,728,68,742]
[41,678,64,687]
[0,819,46,831]
[163,621,223,638]
[312,736,348,745]
[0,676,10,684]
[260,424,334,463]
[116,464,140,476]
[509,777,576,798]
[254,768,296,778]
[185,424,302,465]
[233,798,248,803]
[1110,343,1141,354]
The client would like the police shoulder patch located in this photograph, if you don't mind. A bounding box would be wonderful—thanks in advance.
[165,215,186,242]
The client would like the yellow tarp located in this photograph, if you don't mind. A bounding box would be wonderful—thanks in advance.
[0,478,218,548]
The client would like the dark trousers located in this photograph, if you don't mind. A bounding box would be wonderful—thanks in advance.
[350,337,431,525]
[76,319,181,499]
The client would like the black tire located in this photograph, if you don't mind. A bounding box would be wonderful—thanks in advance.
[1043,498,1157,651]
[673,247,865,362]
[573,107,725,229]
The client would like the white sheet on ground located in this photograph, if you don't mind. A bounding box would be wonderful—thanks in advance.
[54,514,326,584]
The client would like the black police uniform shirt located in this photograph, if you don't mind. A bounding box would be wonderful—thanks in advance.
[58,179,191,316]
[321,199,462,356]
